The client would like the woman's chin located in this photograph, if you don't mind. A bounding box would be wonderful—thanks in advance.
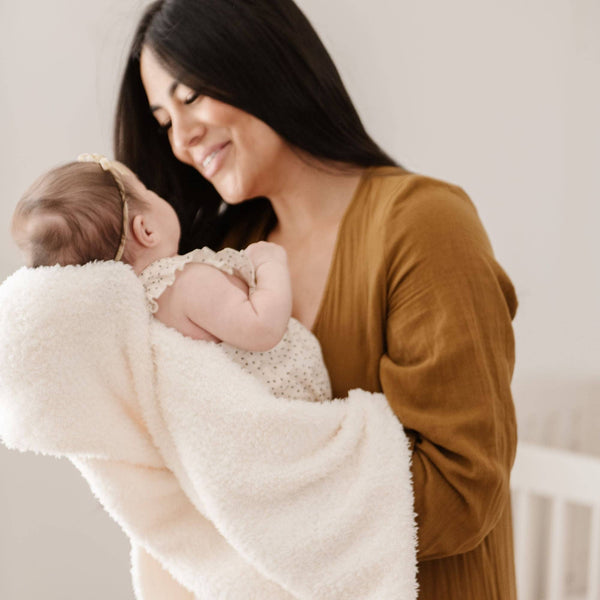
[215,181,252,206]
[219,192,246,205]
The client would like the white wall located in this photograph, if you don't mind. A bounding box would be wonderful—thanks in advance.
[1,0,598,597]
[1,2,149,597]
[301,0,600,382]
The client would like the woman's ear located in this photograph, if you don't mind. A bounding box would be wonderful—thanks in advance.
[131,213,159,248]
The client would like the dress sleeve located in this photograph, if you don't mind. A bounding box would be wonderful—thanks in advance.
[378,178,518,561]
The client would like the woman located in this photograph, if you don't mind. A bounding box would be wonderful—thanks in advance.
[114,0,518,598]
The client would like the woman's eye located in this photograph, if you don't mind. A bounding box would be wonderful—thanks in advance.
[157,120,172,133]
[184,91,200,105]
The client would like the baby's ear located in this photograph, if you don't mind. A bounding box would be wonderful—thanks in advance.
[131,213,159,248]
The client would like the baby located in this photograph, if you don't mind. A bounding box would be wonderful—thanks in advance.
[12,154,291,352]
[11,154,331,402]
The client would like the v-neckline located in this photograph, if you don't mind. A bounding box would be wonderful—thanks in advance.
[309,168,372,334]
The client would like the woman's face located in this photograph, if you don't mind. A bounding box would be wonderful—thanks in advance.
[139,47,289,204]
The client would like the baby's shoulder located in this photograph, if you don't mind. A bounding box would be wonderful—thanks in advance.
[173,261,249,301]
[167,259,221,293]
[138,252,213,313]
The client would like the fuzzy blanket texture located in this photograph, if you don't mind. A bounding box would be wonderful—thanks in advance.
[0,262,417,599]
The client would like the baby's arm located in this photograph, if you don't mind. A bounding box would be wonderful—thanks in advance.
[166,242,292,351]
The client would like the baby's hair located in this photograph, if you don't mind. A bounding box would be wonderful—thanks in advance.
[12,162,148,267]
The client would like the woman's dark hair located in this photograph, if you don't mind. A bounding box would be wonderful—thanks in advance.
[114,0,397,251]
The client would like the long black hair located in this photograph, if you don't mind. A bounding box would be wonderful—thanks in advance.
[114,0,397,251]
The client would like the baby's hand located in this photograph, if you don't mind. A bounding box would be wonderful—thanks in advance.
[244,241,288,269]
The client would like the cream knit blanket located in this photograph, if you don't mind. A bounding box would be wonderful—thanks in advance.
[0,262,417,599]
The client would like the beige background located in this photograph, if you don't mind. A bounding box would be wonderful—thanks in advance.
[1,0,599,598]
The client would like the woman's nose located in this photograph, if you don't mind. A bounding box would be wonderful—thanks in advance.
[170,112,206,154]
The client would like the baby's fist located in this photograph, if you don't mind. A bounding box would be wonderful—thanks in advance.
[244,241,288,268]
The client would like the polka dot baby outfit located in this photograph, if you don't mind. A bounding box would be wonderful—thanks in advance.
[139,247,331,403]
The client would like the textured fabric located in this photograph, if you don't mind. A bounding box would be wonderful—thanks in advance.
[221,318,331,403]
[232,166,518,600]
[315,167,518,600]
[0,261,418,599]
[140,247,331,402]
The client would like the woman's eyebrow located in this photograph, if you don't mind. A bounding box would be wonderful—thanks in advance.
[149,81,181,112]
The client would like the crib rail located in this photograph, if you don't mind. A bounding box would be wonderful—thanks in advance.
[511,442,600,600]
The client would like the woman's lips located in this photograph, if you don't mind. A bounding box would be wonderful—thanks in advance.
[199,142,231,178]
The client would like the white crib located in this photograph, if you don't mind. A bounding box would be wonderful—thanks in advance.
[511,442,600,600]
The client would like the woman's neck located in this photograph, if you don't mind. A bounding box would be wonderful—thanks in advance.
[265,156,365,242]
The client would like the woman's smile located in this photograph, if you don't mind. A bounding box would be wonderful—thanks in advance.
[196,141,231,178]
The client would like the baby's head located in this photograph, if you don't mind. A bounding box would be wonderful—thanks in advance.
[12,155,181,271]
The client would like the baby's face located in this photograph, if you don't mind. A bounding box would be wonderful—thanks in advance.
[118,164,181,256]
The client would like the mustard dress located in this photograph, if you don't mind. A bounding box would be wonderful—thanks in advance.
[230,166,518,600]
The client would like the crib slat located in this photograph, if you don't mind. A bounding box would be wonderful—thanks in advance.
[547,498,566,600]
[513,490,533,600]
[588,505,600,600]
[511,443,600,600]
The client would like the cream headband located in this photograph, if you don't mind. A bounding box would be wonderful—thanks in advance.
[77,153,129,262]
